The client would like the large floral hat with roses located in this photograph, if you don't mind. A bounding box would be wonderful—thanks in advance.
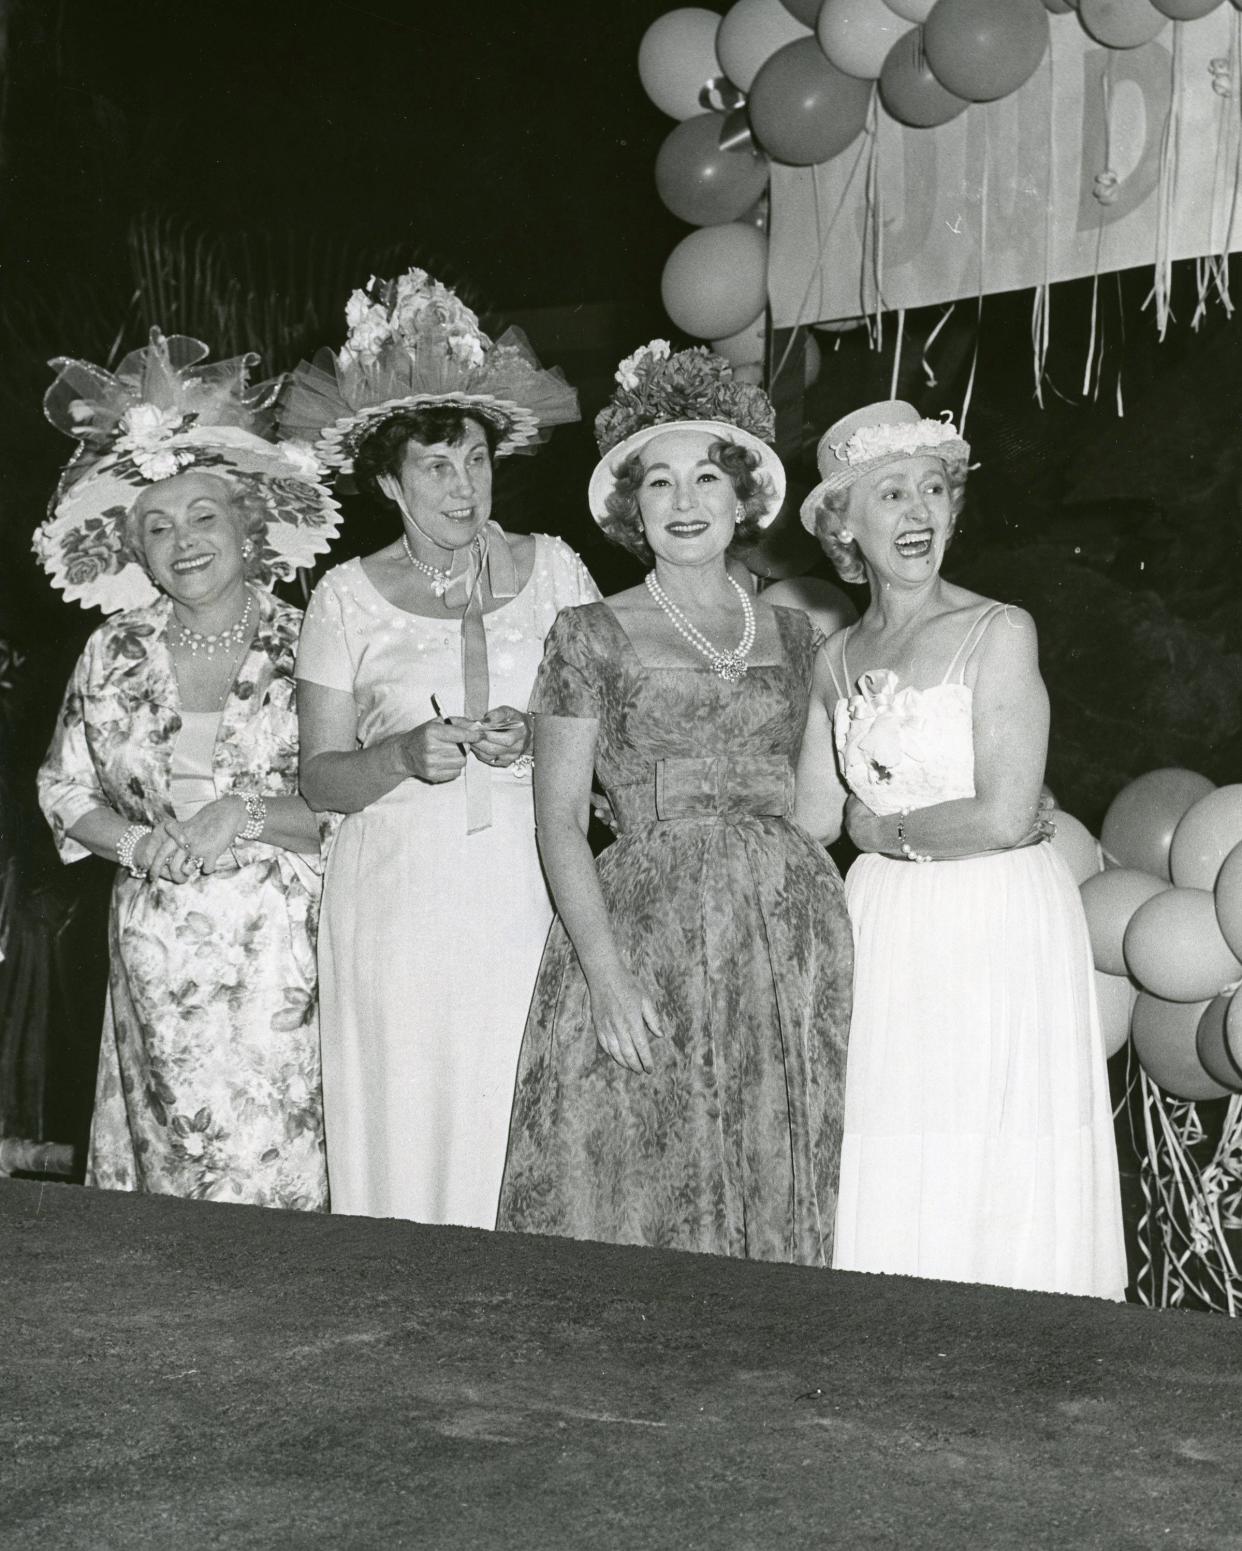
[34,328,342,614]
[277,268,580,476]
[588,340,786,526]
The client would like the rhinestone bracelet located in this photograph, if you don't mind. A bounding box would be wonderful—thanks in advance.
[237,792,267,842]
[116,822,153,879]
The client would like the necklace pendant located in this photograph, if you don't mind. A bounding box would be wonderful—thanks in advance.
[432,576,450,598]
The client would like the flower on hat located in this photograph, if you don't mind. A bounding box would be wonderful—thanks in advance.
[112,402,196,481]
[595,342,776,457]
[340,268,490,372]
[834,412,962,468]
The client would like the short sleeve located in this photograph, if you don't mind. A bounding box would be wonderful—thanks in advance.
[296,573,356,694]
[530,607,602,720]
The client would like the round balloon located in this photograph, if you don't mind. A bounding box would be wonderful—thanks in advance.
[923,0,1049,102]
[661,222,769,338]
[1077,0,1168,47]
[1195,994,1242,1091]
[712,313,766,366]
[1227,984,1242,1072]
[819,0,914,78]
[717,0,811,91]
[655,113,771,226]
[639,9,725,121]
[1048,810,1103,886]
[748,37,873,165]
[1132,992,1233,1101]
[1169,784,1242,891]
[1123,886,1242,1003]
[880,27,970,125]
[1151,0,1221,15]
[1100,768,1215,880]
[885,0,937,17]
[1095,969,1137,1059]
[1080,867,1168,976]
[780,0,824,19]
[1214,840,1242,960]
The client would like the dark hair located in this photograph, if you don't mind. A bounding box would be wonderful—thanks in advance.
[811,454,969,585]
[353,404,501,507]
[600,436,773,564]
[122,470,267,582]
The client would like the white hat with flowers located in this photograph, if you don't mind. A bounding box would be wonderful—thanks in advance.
[277,268,580,475]
[33,329,343,614]
[588,341,786,526]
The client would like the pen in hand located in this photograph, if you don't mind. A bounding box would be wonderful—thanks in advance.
[430,692,468,756]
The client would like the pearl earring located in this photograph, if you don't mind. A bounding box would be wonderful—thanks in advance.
[241,539,255,560]
[837,528,854,544]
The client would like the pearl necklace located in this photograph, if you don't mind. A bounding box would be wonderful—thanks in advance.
[644,572,756,683]
[170,590,255,659]
[402,534,453,597]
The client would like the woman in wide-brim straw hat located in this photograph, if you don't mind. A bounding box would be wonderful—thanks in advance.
[793,400,1126,1298]
[35,328,342,1209]
[497,342,852,1265]
[280,269,599,1230]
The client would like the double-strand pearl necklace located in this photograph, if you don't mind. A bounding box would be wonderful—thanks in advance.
[402,534,453,597]
[645,572,756,683]
[170,589,255,659]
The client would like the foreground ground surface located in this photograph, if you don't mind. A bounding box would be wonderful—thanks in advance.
[2,1180,1239,1549]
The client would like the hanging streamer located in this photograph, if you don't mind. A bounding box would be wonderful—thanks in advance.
[861,94,885,354]
[921,304,955,390]
[958,124,988,435]
[889,308,905,400]
[1152,25,1185,341]
[1032,43,1056,407]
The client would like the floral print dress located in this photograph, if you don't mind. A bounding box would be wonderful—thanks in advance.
[38,590,327,1210]
[497,603,853,1265]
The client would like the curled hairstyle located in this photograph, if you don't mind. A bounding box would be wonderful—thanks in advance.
[353,404,501,508]
[812,454,969,585]
[601,436,773,565]
[121,471,268,583]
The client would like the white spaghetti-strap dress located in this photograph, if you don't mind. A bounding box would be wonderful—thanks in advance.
[829,603,1127,1298]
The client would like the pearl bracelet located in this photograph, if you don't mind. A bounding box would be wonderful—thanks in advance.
[896,810,932,864]
[237,792,267,842]
[116,822,153,879]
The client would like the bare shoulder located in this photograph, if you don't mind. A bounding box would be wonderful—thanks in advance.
[973,602,1041,682]
[762,575,858,638]
[602,583,652,614]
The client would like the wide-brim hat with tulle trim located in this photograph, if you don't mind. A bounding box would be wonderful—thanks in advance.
[799,399,970,533]
[588,342,786,527]
[33,330,342,614]
[276,269,579,476]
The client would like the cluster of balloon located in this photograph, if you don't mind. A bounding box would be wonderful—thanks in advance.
[1069,769,1242,1100]
[642,0,1230,340]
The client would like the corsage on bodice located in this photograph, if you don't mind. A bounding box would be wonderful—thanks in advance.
[833,669,975,816]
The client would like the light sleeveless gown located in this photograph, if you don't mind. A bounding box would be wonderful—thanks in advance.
[829,603,1127,1298]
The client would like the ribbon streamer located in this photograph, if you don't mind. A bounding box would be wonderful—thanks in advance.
[717,106,755,155]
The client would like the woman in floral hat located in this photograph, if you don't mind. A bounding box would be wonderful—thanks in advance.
[795,400,1126,1297]
[36,329,342,1209]
[496,342,853,1265]
[281,270,599,1230]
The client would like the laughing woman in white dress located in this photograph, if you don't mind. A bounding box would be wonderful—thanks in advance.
[283,270,597,1228]
[794,401,1127,1299]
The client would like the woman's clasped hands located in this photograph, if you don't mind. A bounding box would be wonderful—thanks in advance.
[132,795,258,884]
[401,705,530,784]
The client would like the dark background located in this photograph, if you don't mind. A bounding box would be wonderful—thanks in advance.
[1,0,1240,1156]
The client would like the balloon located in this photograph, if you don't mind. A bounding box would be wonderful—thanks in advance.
[1195,994,1242,1091]
[1132,993,1233,1101]
[922,0,1049,102]
[1169,784,1242,891]
[1123,887,1242,1003]
[1077,0,1168,47]
[1048,810,1103,886]
[1100,768,1215,880]
[1095,969,1137,1059]
[1228,984,1242,1071]
[1080,868,1167,976]
[712,314,766,366]
[1151,0,1221,15]
[717,0,811,91]
[655,114,771,226]
[885,0,937,18]
[639,9,725,121]
[1043,0,1076,9]
[780,0,824,19]
[748,38,873,165]
[1213,840,1242,960]
[820,0,913,78]
[661,222,769,338]
[879,28,970,127]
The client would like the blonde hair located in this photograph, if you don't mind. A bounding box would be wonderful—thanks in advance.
[811,454,969,584]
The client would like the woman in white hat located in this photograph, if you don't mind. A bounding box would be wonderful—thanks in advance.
[281,271,599,1230]
[497,343,852,1265]
[36,329,342,1209]
[795,400,1126,1297]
